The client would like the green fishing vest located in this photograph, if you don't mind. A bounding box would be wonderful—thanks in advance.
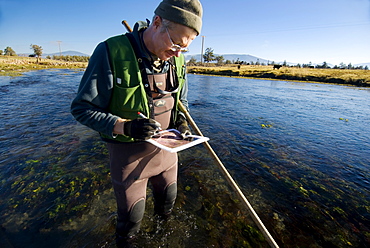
[102,34,186,142]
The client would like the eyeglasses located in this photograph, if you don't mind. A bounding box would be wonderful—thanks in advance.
[165,27,189,53]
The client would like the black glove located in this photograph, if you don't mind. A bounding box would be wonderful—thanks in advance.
[175,115,191,139]
[124,118,161,140]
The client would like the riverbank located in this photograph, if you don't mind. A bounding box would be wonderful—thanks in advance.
[2,56,370,87]
[0,56,87,76]
[188,65,370,87]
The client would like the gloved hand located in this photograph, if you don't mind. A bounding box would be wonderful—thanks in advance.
[124,118,161,140]
[175,115,191,139]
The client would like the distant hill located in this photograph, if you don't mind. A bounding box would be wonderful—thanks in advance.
[18,50,90,57]
[186,53,370,68]
[185,53,270,64]
[21,50,369,67]
[43,50,90,57]
[354,62,370,68]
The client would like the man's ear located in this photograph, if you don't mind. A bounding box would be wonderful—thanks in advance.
[153,15,162,29]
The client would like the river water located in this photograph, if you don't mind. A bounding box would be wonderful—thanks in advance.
[0,70,369,248]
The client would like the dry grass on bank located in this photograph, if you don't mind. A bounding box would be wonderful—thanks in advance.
[0,56,87,76]
[188,64,370,87]
[2,56,370,87]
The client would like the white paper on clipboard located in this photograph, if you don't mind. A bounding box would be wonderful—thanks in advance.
[146,129,209,153]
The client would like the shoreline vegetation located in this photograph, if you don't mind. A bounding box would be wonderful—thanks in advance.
[1,56,369,87]
[0,56,87,77]
[188,64,370,87]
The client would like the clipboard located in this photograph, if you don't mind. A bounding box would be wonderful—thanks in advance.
[146,129,209,153]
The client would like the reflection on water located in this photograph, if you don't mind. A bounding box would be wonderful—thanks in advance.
[0,70,369,247]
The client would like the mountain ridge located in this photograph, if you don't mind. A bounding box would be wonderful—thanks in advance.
[43,50,90,57]
[185,53,370,67]
[31,50,368,67]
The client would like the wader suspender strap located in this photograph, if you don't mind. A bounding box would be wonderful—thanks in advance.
[126,33,155,119]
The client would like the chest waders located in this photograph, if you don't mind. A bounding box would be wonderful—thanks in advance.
[104,34,184,241]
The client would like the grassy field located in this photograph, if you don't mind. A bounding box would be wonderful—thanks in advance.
[1,56,370,87]
[188,64,370,87]
[0,56,87,76]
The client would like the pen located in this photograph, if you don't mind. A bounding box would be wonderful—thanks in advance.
[137,112,147,119]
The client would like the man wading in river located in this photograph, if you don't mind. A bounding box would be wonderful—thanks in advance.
[71,0,203,246]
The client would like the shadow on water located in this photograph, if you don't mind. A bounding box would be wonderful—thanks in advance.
[0,70,369,247]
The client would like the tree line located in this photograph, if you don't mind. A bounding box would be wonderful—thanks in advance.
[187,47,369,70]
[2,45,368,70]
[1,45,90,63]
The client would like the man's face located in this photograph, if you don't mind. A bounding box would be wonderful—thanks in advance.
[152,21,197,61]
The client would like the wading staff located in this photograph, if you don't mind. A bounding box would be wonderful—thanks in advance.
[122,20,132,33]
[121,20,279,248]
[178,102,279,248]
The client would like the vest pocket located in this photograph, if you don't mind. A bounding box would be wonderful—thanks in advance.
[111,84,146,120]
[114,60,141,88]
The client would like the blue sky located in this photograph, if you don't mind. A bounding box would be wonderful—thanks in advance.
[1,0,369,65]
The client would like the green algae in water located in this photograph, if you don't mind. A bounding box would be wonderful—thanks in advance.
[1,71,370,247]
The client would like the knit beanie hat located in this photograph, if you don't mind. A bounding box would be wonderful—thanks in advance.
[154,0,203,35]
